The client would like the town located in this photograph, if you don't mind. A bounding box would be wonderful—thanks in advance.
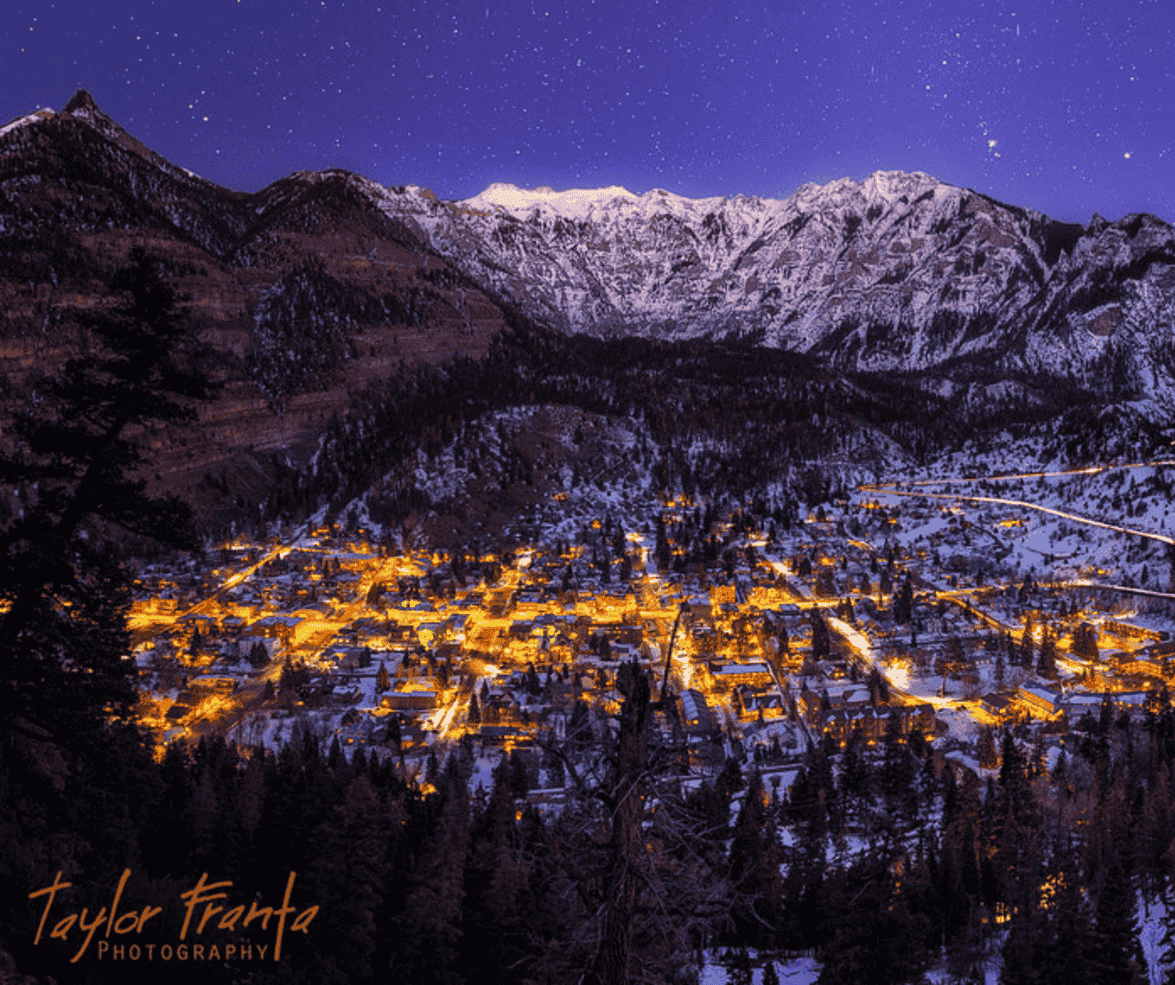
[127,459,1175,799]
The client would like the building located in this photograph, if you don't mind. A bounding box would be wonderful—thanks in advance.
[679,689,718,735]
[712,662,774,687]
[1017,685,1061,718]
[380,685,436,711]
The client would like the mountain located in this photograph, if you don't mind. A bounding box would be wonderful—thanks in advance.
[374,174,1175,408]
[0,92,521,527]
[2,91,1174,532]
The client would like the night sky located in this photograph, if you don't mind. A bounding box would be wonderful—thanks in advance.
[4,0,1173,225]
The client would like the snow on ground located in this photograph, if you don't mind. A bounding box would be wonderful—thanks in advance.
[1139,893,1171,984]
[935,706,983,743]
[468,749,503,793]
[925,958,1002,985]
[700,951,820,985]
[868,451,1175,591]
[0,108,54,138]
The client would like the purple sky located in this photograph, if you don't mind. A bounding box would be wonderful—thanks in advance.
[4,0,1173,224]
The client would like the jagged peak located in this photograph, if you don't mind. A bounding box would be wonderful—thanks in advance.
[58,88,139,147]
[460,172,963,225]
[281,167,366,186]
[860,169,943,200]
[60,89,123,139]
[792,170,948,210]
[50,89,220,188]
[62,89,100,115]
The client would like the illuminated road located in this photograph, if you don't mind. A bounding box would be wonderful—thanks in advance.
[864,459,1175,490]
[873,487,1175,551]
[826,615,955,710]
[181,541,295,619]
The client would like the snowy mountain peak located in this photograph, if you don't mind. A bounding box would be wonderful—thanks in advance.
[395,167,1175,402]
[860,169,942,202]
[62,88,101,117]
[60,88,127,143]
[464,182,639,219]
[0,108,54,140]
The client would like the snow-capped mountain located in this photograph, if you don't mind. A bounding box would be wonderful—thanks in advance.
[368,173,1175,403]
[3,88,1175,510]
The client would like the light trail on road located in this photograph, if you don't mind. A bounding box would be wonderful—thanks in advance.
[862,459,1175,490]
[827,615,955,710]
[874,488,1175,550]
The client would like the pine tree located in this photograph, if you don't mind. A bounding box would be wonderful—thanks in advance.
[880,712,918,825]
[840,724,872,821]
[460,755,537,983]
[1038,848,1095,985]
[811,613,831,660]
[727,770,784,945]
[1090,855,1148,985]
[306,774,387,983]
[589,660,651,985]
[1037,625,1057,679]
[390,764,471,985]
[894,576,914,624]
[977,726,999,770]
[0,247,215,752]
[1020,612,1036,667]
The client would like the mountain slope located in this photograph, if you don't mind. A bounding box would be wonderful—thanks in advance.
[2,91,1174,532]
[0,92,523,527]
[370,173,1175,408]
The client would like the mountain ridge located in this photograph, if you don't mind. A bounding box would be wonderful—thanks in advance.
[2,90,1175,529]
[371,171,1175,404]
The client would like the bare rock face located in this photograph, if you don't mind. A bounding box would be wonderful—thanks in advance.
[0,92,518,524]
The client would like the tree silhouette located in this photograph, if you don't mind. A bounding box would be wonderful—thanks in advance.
[0,247,215,751]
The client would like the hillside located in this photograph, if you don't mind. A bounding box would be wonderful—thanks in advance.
[2,92,1174,534]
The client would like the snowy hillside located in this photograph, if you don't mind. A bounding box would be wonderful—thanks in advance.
[366,172,1175,413]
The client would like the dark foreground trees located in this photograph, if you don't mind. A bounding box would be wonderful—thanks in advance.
[0,248,220,983]
[0,247,215,750]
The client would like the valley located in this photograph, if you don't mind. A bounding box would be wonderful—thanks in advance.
[129,453,1175,803]
[7,90,1175,985]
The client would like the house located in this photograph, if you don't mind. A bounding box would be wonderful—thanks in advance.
[712,662,774,687]
[477,725,531,748]
[1102,619,1165,644]
[416,622,444,646]
[979,692,1015,721]
[190,676,238,694]
[444,613,471,642]
[509,620,535,640]
[1058,691,1105,721]
[1017,685,1061,718]
[238,635,277,661]
[380,685,436,711]
[679,690,718,735]
[331,684,363,704]
[252,614,300,647]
